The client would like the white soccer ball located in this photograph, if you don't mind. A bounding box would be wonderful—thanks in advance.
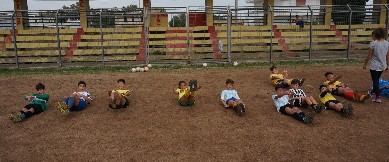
[147,64,152,68]
[140,68,145,72]
[136,67,141,72]
[144,67,149,72]
[233,61,238,66]
[203,63,207,67]
[131,68,136,73]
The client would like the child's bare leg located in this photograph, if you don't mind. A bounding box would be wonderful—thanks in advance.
[329,102,343,112]
[337,87,346,95]
[120,96,126,105]
[285,107,302,115]
[181,96,189,104]
[113,92,121,105]
[68,94,80,107]
[227,100,237,107]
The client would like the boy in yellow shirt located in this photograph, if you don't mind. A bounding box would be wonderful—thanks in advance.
[108,79,130,109]
[270,65,305,88]
[174,80,201,106]
[319,84,353,116]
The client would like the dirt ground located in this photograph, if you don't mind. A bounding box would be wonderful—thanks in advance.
[1,65,389,161]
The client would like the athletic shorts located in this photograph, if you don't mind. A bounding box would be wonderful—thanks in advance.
[276,79,289,88]
[70,99,87,111]
[24,104,44,114]
[324,100,340,110]
[279,103,293,115]
[291,98,303,107]
[178,99,195,107]
[225,97,237,104]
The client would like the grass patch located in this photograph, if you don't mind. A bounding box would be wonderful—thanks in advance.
[0,58,363,76]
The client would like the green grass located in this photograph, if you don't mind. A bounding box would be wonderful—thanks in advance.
[0,58,364,76]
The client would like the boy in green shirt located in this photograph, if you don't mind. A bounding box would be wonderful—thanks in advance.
[8,83,49,122]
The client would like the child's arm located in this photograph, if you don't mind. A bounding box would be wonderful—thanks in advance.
[271,75,281,80]
[77,93,92,104]
[386,49,389,71]
[174,88,179,94]
[320,91,328,98]
[35,94,49,101]
[283,70,288,79]
[221,99,229,108]
[364,48,373,69]
[125,91,130,97]
[274,91,289,99]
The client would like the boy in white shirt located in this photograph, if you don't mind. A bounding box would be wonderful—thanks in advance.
[220,79,246,116]
[55,81,93,114]
[272,84,315,124]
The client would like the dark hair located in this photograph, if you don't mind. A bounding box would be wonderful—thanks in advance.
[178,81,186,87]
[78,81,86,86]
[291,79,300,85]
[270,65,277,71]
[373,28,386,40]
[226,79,234,85]
[275,84,284,91]
[36,83,45,91]
[117,79,125,84]
[324,72,333,77]
[319,85,327,90]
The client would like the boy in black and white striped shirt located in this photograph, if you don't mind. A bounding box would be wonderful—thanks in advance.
[289,79,323,113]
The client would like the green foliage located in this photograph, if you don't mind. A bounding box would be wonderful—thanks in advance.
[169,13,186,27]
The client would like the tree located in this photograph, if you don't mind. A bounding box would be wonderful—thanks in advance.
[332,0,369,24]
[169,13,186,27]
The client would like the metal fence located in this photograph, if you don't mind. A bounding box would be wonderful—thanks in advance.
[0,4,388,68]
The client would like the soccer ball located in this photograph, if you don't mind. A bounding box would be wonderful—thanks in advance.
[147,64,152,68]
[144,67,149,72]
[131,68,136,73]
[136,67,141,72]
[203,63,207,67]
[233,61,238,66]
[140,68,145,72]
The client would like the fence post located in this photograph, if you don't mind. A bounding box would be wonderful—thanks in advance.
[227,6,232,62]
[11,12,19,68]
[99,9,105,66]
[346,4,352,59]
[143,7,149,65]
[308,5,313,60]
[186,6,190,64]
[56,10,62,67]
[269,5,273,62]
[385,5,389,40]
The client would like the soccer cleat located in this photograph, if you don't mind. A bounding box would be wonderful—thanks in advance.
[238,103,246,116]
[189,80,198,91]
[55,102,69,114]
[359,94,370,103]
[303,112,315,124]
[299,78,305,86]
[375,96,382,103]
[8,113,14,120]
[313,103,323,113]
[109,100,117,109]
[12,112,23,123]
[353,90,359,102]
[347,103,354,116]
[342,104,352,116]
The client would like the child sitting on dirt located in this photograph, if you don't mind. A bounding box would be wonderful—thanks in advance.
[220,79,246,116]
[55,81,92,114]
[269,65,305,88]
[108,79,130,109]
[319,84,353,116]
[323,72,370,102]
[289,79,323,113]
[272,84,315,124]
[8,83,49,123]
[174,80,201,107]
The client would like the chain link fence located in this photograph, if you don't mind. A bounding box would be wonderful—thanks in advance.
[0,4,388,68]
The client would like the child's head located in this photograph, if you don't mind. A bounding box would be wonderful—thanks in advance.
[36,82,45,94]
[117,79,125,89]
[270,65,278,74]
[324,72,334,81]
[319,85,327,92]
[275,84,284,95]
[226,79,235,89]
[296,15,299,18]
[178,81,186,89]
[78,81,86,91]
[371,31,376,40]
[372,28,385,40]
[290,79,300,89]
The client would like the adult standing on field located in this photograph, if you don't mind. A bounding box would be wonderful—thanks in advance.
[363,28,389,103]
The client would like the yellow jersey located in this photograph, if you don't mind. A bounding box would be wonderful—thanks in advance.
[270,74,284,85]
[323,80,342,86]
[319,92,337,104]
[176,88,187,99]
[114,89,130,97]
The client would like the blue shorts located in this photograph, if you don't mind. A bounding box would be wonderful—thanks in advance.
[70,99,87,111]
[225,97,237,104]
[276,79,289,88]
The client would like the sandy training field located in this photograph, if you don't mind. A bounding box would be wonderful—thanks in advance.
[1,65,389,161]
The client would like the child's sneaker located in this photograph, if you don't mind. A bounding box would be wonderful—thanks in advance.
[234,106,243,116]
[299,78,305,86]
[189,80,198,91]
[375,96,382,103]
[109,100,117,109]
[370,91,376,102]
[10,112,23,123]
[8,113,14,121]
[55,101,69,114]
[303,112,315,124]
[238,103,246,114]
[342,104,352,116]
[359,94,370,103]
[313,103,323,113]
[347,103,354,116]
